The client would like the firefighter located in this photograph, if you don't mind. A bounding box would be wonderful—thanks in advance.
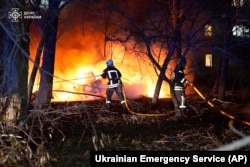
[170,57,191,120]
[101,59,127,112]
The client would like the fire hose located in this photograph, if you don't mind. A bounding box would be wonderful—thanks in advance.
[53,76,173,117]
[190,83,250,126]
[122,85,175,117]
[123,82,250,126]
[53,75,250,125]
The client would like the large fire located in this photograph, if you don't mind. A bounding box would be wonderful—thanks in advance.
[30,58,171,102]
[28,5,177,102]
[29,41,171,102]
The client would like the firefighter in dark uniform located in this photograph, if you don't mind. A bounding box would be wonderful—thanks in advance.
[101,59,127,112]
[170,57,191,120]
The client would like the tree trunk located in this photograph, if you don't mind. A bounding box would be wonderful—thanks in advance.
[218,2,231,100]
[28,29,46,104]
[0,0,29,125]
[151,0,181,105]
[34,0,60,108]
[218,58,228,100]
[152,45,175,105]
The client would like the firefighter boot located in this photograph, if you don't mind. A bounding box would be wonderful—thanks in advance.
[169,109,187,121]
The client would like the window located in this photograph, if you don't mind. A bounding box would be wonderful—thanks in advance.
[204,25,212,36]
[232,25,250,38]
[231,0,244,7]
[205,54,213,67]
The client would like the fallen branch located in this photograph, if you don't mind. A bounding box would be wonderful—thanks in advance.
[53,90,105,99]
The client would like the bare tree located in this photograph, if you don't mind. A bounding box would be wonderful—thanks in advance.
[98,0,249,104]
[211,0,247,100]
[33,0,70,108]
[88,0,217,104]
[0,0,29,125]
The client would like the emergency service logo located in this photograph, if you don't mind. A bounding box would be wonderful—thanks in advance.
[8,8,41,22]
[8,8,22,22]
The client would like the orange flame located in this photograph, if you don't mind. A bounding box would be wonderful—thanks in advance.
[29,23,176,102]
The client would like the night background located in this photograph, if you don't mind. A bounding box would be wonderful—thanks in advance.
[1,0,250,166]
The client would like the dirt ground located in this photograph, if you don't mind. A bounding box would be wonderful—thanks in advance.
[45,92,250,166]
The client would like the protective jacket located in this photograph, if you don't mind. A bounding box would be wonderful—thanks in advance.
[171,69,189,91]
[101,66,122,88]
[101,65,126,111]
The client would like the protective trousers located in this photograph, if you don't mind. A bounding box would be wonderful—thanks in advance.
[105,85,126,110]
[174,90,186,111]
[170,82,178,110]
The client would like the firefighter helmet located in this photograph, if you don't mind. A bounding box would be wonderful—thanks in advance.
[177,57,186,69]
[106,59,113,67]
